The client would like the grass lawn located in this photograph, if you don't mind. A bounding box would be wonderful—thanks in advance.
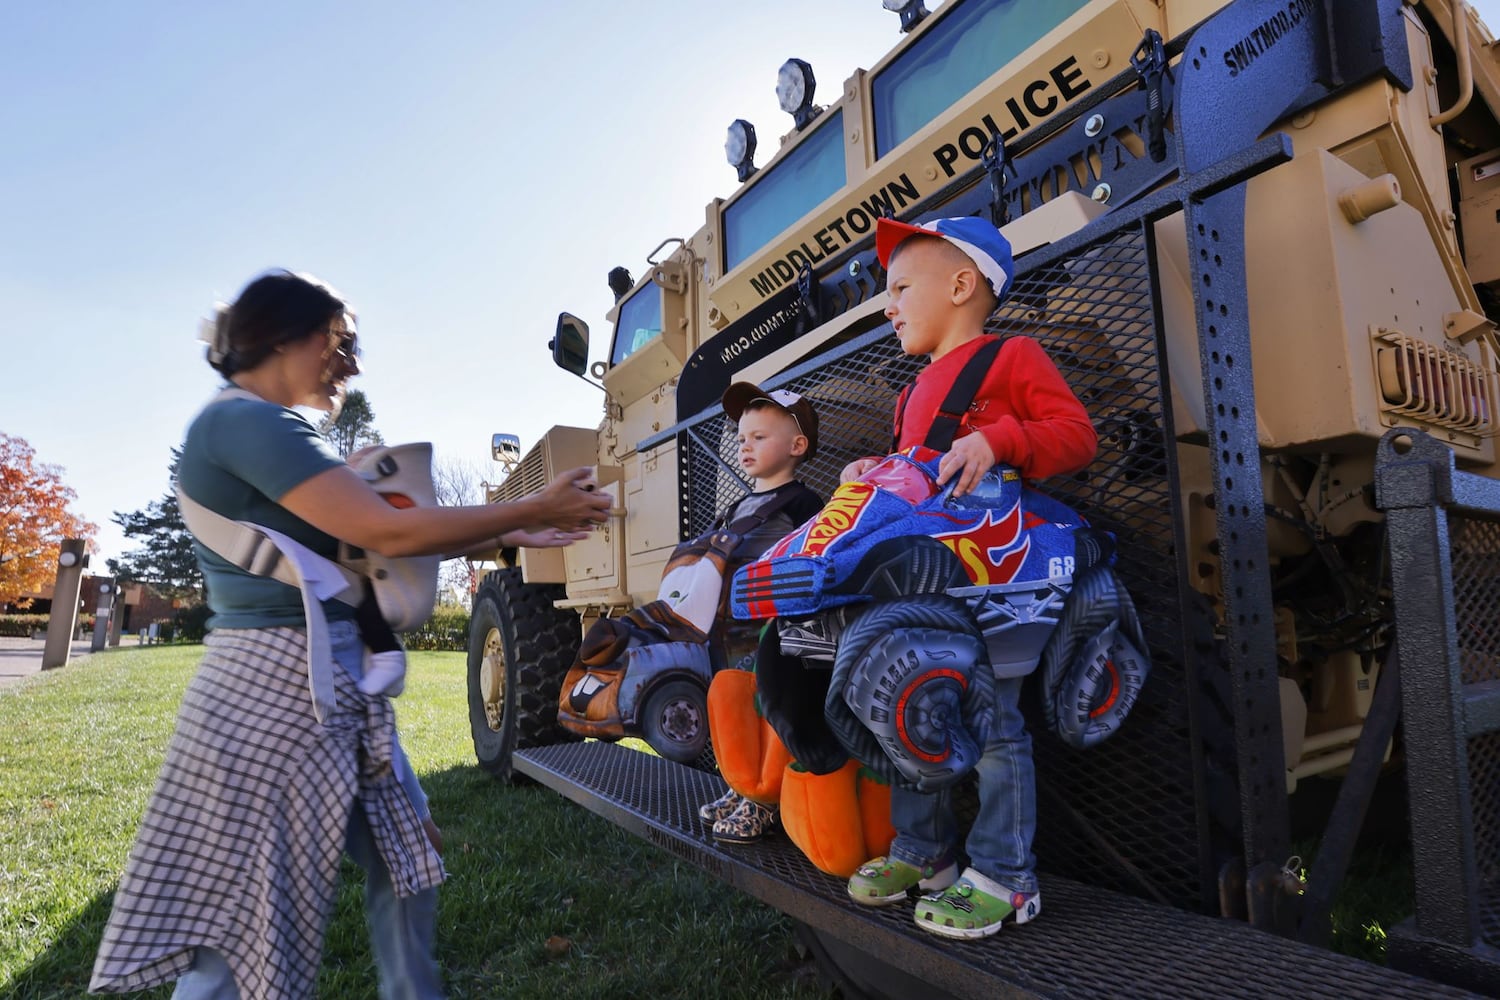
[0,644,1418,999]
[0,645,832,1000]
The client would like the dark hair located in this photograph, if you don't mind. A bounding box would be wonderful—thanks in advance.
[210,270,348,376]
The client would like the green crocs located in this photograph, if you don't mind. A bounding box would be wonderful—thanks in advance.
[847,856,958,907]
[913,868,1041,939]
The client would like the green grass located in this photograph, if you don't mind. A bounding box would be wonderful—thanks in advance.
[0,646,832,1000]
[1294,837,1415,965]
[0,645,1421,998]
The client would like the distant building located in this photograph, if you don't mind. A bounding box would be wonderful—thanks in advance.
[5,577,180,633]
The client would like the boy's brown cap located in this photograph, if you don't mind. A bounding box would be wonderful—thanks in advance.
[722,382,819,460]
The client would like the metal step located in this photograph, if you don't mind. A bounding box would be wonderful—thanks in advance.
[515,742,1483,1000]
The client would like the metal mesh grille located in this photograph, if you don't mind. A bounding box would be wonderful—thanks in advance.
[678,336,922,538]
[1451,517,1500,687]
[517,742,1473,1000]
[677,224,1211,910]
[1473,730,1500,946]
[1451,515,1500,948]
[1006,228,1202,909]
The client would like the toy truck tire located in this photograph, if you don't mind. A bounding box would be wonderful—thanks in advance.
[639,677,711,764]
[467,567,580,782]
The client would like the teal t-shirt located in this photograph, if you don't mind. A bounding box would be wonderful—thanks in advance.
[179,395,354,630]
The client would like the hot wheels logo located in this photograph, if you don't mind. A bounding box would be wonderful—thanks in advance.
[800,481,877,556]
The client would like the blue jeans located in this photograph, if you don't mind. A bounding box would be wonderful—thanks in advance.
[173,621,442,999]
[887,676,1038,894]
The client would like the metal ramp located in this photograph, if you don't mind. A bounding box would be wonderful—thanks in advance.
[515,742,1481,1000]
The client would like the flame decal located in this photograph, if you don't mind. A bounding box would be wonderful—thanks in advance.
[934,499,1033,585]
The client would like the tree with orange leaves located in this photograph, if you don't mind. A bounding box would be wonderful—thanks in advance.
[0,434,98,606]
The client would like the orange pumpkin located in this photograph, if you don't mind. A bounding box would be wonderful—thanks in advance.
[780,760,896,878]
[707,668,792,804]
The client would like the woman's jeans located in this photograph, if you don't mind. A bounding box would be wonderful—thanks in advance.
[886,676,1038,893]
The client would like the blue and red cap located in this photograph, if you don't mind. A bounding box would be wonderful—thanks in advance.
[875,215,1014,301]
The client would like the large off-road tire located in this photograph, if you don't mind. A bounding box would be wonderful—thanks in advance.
[467,567,579,782]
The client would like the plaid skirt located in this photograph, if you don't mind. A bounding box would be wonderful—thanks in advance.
[90,625,445,999]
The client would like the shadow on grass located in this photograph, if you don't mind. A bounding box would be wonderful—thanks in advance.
[4,891,172,1000]
[8,763,828,1000]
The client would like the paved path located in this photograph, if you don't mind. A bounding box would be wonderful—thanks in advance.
[0,635,114,688]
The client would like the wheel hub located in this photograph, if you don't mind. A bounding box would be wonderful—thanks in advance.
[479,626,506,731]
[660,698,702,742]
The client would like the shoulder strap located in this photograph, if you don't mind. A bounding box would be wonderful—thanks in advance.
[891,385,912,454]
[178,386,362,605]
[923,336,1005,452]
[176,484,363,604]
[719,483,811,537]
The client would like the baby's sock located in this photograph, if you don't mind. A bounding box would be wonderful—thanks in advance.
[359,648,408,697]
[355,583,407,697]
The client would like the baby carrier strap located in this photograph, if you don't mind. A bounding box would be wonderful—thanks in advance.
[176,388,365,604]
[181,387,440,633]
[891,335,1006,453]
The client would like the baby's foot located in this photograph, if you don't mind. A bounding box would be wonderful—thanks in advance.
[359,649,407,697]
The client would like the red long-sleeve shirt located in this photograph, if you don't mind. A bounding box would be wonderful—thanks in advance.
[894,335,1097,480]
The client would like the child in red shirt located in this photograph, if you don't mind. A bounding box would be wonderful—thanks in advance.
[841,215,1097,939]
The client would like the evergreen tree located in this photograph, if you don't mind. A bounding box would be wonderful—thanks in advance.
[108,447,203,602]
[326,388,384,458]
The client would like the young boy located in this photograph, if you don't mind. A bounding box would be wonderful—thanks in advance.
[697,381,824,844]
[841,215,1097,938]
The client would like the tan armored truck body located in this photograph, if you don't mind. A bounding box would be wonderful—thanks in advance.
[489,0,1500,787]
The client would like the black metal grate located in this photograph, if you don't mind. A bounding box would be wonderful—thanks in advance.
[1005,228,1204,911]
[1451,517,1500,687]
[677,223,1214,912]
[1470,727,1500,947]
[678,333,922,539]
[1450,515,1500,949]
[517,742,1480,1000]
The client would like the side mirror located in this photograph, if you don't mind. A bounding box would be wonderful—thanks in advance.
[551,312,590,376]
[491,433,521,471]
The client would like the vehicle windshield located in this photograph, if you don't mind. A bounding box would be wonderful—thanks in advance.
[610,284,664,366]
[871,0,1089,157]
[723,109,846,274]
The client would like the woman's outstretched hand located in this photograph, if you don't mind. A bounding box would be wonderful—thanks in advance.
[539,466,613,531]
[500,526,593,548]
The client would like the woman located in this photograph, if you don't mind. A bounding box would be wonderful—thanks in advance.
[91,271,610,999]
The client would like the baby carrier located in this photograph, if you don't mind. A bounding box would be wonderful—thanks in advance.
[177,388,441,719]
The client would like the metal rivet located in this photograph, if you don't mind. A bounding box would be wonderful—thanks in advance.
[1091,183,1112,204]
[1084,114,1105,137]
[848,260,863,278]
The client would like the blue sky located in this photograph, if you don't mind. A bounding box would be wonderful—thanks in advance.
[0,1,905,563]
[4,0,1498,564]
